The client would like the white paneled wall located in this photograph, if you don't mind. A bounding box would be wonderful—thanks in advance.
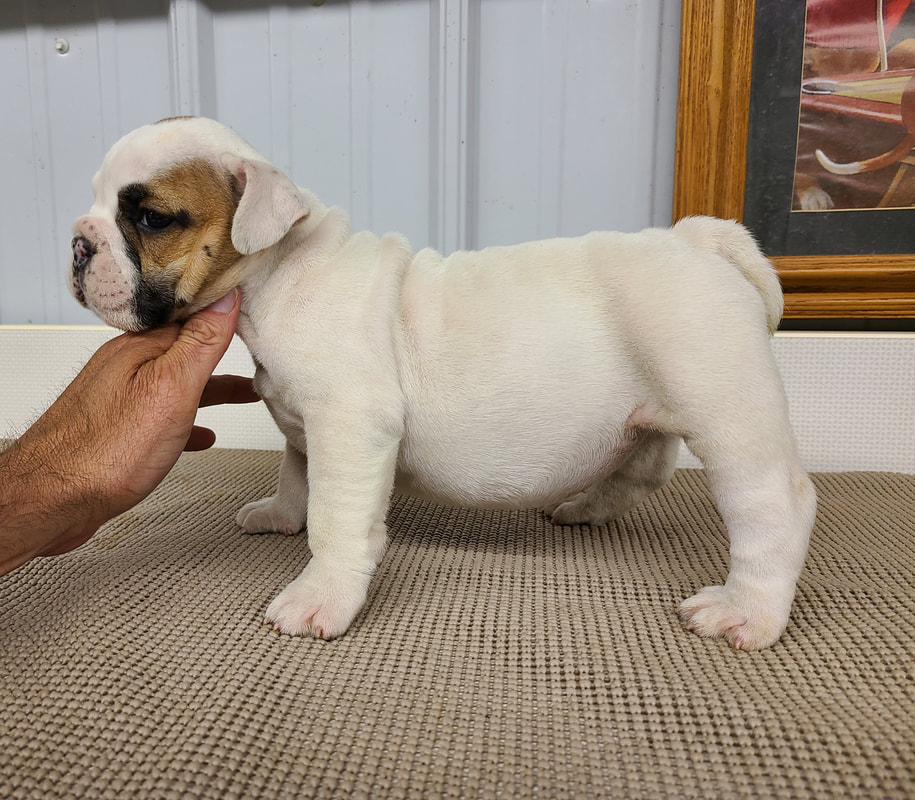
[0,0,174,325]
[475,0,680,245]
[0,0,681,325]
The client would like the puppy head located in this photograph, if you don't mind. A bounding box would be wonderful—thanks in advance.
[70,117,309,331]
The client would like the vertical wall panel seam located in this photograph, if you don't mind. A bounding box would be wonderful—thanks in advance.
[168,0,217,117]
[430,0,440,251]
[348,0,373,231]
[93,0,121,146]
[652,0,681,226]
[169,0,191,114]
[429,0,448,253]
[537,0,568,239]
[463,0,480,251]
[196,2,217,119]
[23,5,56,325]
[645,0,665,228]
[430,0,477,255]
[268,4,292,171]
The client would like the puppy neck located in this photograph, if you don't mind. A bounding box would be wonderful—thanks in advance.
[236,199,352,320]
[269,193,350,262]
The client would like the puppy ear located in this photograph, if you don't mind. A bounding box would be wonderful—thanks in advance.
[222,154,309,255]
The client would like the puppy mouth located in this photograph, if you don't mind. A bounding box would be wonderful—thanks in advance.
[73,280,87,307]
[68,235,148,330]
[72,235,95,271]
[70,236,97,308]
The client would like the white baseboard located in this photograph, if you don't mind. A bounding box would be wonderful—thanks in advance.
[2,327,912,473]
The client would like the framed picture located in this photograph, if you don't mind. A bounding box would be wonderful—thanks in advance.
[674,0,915,318]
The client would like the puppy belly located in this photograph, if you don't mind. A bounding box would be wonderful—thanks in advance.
[394,429,635,510]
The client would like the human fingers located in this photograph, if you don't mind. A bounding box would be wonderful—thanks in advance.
[155,288,241,401]
[99,324,184,372]
[184,425,217,452]
[198,375,260,408]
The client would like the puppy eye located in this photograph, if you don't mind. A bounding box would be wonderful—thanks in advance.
[139,209,175,231]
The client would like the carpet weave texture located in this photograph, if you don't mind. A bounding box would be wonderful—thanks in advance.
[1,448,912,798]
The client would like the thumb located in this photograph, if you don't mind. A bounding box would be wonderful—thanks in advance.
[160,288,241,393]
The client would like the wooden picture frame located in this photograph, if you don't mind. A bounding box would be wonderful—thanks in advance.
[673,0,915,318]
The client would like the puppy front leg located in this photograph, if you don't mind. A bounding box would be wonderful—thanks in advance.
[264,422,399,639]
[237,442,309,535]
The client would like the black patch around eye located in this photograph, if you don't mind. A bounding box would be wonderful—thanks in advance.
[118,183,148,212]
[115,211,142,271]
[116,184,147,271]
[123,238,141,270]
[134,276,176,329]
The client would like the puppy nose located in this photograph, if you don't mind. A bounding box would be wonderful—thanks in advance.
[72,236,95,273]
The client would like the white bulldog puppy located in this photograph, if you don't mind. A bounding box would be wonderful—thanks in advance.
[70,117,816,649]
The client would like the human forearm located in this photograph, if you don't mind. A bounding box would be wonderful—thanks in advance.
[0,438,99,576]
[0,289,254,577]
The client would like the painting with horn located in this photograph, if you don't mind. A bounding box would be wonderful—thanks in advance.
[744,0,915,257]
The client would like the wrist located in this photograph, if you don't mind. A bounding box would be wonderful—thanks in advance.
[0,438,98,575]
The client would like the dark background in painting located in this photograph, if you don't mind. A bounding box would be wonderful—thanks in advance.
[743,0,915,256]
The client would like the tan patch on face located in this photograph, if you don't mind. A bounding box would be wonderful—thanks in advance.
[117,158,242,315]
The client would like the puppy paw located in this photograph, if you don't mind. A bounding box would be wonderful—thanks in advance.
[547,493,587,524]
[548,493,613,526]
[678,585,789,651]
[265,561,370,639]
[236,496,306,536]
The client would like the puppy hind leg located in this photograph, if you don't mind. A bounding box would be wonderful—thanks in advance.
[237,442,309,535]
[677,393,816,651]
[549,431,680,525]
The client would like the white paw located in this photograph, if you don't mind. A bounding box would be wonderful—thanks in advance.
[265,560,371,639]
[547,493,589,525]
[548,493,617,526]
[678,585,790,651]
[236,496,306,536]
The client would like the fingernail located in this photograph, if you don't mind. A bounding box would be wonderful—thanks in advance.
[208,288,238,314]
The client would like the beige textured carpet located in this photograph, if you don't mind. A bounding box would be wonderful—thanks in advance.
[1,448,913,799]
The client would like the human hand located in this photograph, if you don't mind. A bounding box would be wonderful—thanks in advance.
[0,288,260,574]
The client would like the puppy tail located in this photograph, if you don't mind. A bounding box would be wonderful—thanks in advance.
[673,216,783,334]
